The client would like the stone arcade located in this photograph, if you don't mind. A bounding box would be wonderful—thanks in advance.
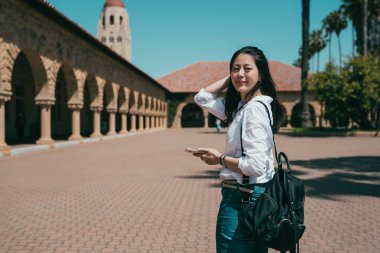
[0,0,168,156]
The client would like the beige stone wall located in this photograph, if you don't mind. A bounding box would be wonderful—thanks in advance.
[171,94,197,128]
[171,92,322,128]
[278,92,322,127]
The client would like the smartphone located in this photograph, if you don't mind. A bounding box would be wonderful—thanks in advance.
[185,148,197,153]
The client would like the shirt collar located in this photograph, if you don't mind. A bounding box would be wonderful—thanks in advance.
[244,95,273,107]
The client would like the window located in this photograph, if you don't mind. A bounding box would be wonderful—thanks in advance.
[101,37,106,43]
[102,16,105,26]
[120,16,123,25]
[117,36,122,42]
[109,36,114,43]
[110,15,114,25]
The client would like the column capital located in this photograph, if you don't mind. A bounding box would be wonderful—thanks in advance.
[90,106,103,112]
[106,108,118,113]
[68,103,83,110]
[0,91,12,103]
[35,99,55,107]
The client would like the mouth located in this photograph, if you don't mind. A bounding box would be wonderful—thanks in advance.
[236,81,248,86]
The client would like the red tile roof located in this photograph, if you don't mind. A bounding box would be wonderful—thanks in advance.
[158,61,301,93]
[104,0,125,8]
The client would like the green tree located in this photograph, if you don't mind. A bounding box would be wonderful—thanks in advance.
[309,55,380,129]
[340,0,380,57]
[322,10,348,67]
[340,56,380,129]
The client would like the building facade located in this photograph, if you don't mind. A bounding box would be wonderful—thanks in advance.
[158,61,325,129]
[0,0,168,156]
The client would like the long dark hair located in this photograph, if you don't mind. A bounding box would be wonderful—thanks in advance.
[225,46,284,133]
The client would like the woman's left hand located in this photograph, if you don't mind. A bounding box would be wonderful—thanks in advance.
[193,148,222,165]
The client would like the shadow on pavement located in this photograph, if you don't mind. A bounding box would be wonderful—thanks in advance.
[293,156,380,200]
[292,156,380,173]
[197,131,227,135]
[178,156,380,200]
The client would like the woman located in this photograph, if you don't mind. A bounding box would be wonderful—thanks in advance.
[192,46,284,253]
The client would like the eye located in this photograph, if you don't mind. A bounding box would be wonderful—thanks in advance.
[232,66,240,72]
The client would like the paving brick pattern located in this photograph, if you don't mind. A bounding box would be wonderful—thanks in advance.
[0,129,379,253]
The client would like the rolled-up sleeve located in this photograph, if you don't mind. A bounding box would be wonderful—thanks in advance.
[194,89,227,120]
[238,104,273,177]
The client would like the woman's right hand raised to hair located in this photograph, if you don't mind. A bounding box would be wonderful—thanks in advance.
[204,76,230,95]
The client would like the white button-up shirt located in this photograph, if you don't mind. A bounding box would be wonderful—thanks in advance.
[194,89,275,184]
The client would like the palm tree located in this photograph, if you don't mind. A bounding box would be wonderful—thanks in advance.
[309,29,326,72]
[340,0,380,56]
[300,0,312,127]
[322,10,348,67]
[322,14,334,64]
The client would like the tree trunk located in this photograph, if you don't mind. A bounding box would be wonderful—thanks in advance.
[329,34,332,63]
[301,0,312,127]
[352,21,355,58]
[376,106,380,136]
[338,34,342,68]
[317,52,320,72]
[363,0,368,55]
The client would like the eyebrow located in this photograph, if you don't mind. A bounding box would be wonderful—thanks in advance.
[232,64,254,67]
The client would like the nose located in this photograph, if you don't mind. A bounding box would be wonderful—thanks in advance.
[238,68,245,77]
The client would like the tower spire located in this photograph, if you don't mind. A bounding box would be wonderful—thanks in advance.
[104,0,125,8]
[98,0,131,62]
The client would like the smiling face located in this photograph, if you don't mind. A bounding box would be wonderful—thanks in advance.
[230,53,260,101]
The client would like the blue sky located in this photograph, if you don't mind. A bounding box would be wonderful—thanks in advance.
[46,0,353,78]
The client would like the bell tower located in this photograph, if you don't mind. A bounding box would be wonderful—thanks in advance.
[97,0,132,62]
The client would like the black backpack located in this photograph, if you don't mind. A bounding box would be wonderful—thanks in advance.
[239,101,306,253]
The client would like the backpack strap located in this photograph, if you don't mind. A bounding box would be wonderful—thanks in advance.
[241,101,279,184]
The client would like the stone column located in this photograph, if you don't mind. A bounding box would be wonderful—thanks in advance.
[119,110,128,134]
[164,103,168,128]
[0,95,10,155]
[107,109,117,136]
[36,101,55,146]
[136,113,142,131]
[154,116,160,128]
[149,115,154,129]
[161,117,164,129]
[203,113,209,129]
[145,113,150,130]
[130,111,137,132]
[68,104,83,141]
[152,98,157,129]
[91,107,102,138]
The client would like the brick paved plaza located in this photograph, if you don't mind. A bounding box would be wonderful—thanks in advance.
[0,129,379,253]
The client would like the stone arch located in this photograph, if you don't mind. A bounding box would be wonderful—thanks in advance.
[290,102,316,128]
[6,50,45,144]
[126,89,137,131]
[116,85,127,133]
[18,49,50,100]
[181,103,204,128]
[80,74,99,137]
[280,104,288,127]
[0,40,20,94]
[101,81,114,135]
[56,64,82,105]
[51,64,75,139]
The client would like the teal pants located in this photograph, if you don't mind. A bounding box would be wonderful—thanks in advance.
[216,184,268,253]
